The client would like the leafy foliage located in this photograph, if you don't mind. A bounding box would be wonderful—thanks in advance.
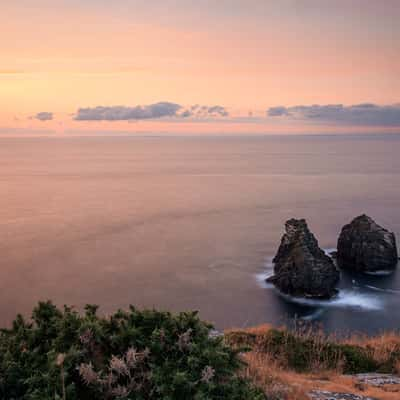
[0,302,264,400]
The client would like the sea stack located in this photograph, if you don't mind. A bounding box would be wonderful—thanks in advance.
[267,219,340,299]
[337,214,398,273]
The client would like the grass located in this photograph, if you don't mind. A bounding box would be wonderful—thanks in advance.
[225,322,400,400]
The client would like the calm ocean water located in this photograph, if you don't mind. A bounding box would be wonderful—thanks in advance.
[0,135,399,333]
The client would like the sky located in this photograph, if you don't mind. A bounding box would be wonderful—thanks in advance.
[1,0,400,135]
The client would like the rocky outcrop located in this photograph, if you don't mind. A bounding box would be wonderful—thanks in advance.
[309,374,400,400]
[309,390,377,400]
[350,373,400,387]
[337,215,398,273]
[267,219,340,299]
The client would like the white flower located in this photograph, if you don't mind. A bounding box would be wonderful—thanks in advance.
[78,362,98,385]
[201,365,215,383]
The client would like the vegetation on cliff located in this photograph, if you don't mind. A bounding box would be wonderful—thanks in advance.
[0,302,264,400]
[1,302,400,399]
[226,323,400,400]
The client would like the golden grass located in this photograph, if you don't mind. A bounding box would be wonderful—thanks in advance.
[344,331,400,375]
[241,351,400,400]
[227,324,400,400]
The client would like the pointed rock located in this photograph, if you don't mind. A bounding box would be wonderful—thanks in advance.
[337,215,398,273]
[267,219,340,299]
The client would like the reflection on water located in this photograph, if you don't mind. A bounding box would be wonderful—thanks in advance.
[0,135,399,333]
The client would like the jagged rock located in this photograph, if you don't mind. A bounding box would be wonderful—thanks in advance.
[350,373,400,387]
[267,219,340,299]
[337,215,398,273]
[309,390,377,400]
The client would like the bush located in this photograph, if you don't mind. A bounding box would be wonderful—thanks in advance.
[339,344,377,374]
[0,302,265,400]
[225,327,382,374]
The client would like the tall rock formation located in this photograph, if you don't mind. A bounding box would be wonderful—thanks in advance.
[337,215,398,273]
[267,219,340,298]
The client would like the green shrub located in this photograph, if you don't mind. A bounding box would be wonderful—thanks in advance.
[339,344,377,374]
[0,302,265,400]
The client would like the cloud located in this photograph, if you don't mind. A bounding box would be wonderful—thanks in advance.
[267,106,290,117]
[266,104,400,126]
[207,105,229,117]
[180,110,193,118]
[74,103,229,121]
[179,104,229,118]
[75,102,182,121]
[35,112,53,121]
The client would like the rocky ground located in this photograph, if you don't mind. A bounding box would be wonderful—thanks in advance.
[308,373,400,400]
[309,390,378,400]
[351,373,400,387]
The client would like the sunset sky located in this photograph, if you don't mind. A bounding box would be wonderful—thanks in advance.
[1,0,400,134]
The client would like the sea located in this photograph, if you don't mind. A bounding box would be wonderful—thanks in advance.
[0,134,399,334]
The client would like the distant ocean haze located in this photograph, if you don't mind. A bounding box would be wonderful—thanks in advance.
[0,134,399,333]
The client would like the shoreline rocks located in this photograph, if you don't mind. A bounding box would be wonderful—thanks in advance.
[350,373,400,387]
[308,373,400,400]
[309,390,377,400]
[337,215,398,273]
[267,219,340,299]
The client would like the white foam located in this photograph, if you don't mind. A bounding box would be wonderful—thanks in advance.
[255,251,384,310]
[330,290,383,310]
[301,309,325,321]
[365,285,400,294]
[254,256,275,288]
[364,270,395,276]
[323,247,337,255]
[276,289,383,311]
[255,272,274,289]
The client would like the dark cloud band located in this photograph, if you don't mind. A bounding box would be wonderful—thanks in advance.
[74,103,229,121]
[35,112,53,121]
[75,102,182,121]
[267,104,400,126]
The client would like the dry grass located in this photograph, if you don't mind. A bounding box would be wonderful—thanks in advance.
[240,352,309,400]
[240,351,400,400]
[345,331,400,375]
[226,324,400,399]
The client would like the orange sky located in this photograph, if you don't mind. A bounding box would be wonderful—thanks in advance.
[1,1,399,134]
